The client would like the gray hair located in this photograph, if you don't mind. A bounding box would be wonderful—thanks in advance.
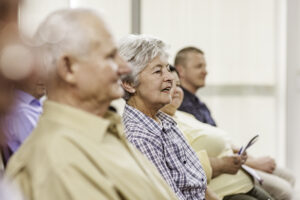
[119,34,169,100]
[34,9,102,76]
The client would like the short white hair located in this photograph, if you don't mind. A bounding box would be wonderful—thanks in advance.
[119,34,169,100]
[34,9,102,75]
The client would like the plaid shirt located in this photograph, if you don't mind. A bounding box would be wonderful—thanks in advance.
[123,104,207,200]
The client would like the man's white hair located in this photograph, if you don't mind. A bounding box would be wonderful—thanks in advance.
[119,34,169,100]
[34,9,102,76]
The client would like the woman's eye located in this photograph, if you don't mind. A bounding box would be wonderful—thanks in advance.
[154,70,161,74]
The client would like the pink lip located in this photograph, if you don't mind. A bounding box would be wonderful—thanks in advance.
[161,85,172,92]
[161,90,170,94]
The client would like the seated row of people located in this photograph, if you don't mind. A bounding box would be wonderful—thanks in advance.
[173,47,295,199]
[0,7,295,200]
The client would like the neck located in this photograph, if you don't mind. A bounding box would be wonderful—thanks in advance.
[127,96,160,121]
[161,105,176,116]
[180,80,198,94]
[48,88,109,117]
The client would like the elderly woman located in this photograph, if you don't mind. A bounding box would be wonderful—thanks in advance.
[160,67,274,200]
[119,35,208,200]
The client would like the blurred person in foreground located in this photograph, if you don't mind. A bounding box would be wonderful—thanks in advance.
[0,0,21,128]
[0,0,26,199]
[5,9,178,200]
[120,34,208,200]
[174,46,295,200]
[161,67,273,200]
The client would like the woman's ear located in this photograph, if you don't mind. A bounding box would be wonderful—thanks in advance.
[57,55,77,84]
[122,81,136,94]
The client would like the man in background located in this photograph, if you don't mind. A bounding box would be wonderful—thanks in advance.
[175,47,217,126]
[1,59,46,164]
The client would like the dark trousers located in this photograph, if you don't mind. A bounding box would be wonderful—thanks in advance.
[223,185,274,200]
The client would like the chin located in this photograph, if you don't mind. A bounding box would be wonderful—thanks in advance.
[162,97,172,105]
[110,86,124,99]
[111,93,123,100]
[198,83,205,88]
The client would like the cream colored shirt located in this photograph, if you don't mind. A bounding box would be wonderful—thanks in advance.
[6,101,178,200]
[173,110,253,199]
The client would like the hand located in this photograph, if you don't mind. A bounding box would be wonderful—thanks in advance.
[247,156,276,173]
[205,187,221,200]
[240,151,248,164]
[220,155,243,174]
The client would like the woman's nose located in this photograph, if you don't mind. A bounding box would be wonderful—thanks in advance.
[164,70,174,82]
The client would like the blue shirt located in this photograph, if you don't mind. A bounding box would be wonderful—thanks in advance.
[2,90,43,156]
[179,87,217,126]
[123,104,207,200]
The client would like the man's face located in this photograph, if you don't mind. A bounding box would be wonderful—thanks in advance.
[74,16,131,104]
[181,52,207,90]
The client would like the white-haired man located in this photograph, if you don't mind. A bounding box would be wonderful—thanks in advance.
[5,9,178,200]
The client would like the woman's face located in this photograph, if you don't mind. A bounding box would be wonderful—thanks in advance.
[134,56,174,109]
[160,72,184,115]
[170,73,184,109]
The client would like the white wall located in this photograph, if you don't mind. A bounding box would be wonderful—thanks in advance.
[287,0,300,190]
[19,0,131,40]
[19,0,69,37]
[69,0,131,41]
[142,0,275,85]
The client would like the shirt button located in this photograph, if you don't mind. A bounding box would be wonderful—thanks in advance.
[183,161,186,164]
[201,178,204,182]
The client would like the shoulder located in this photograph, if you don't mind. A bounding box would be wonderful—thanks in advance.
[7,121,87,172]
[125,122,159,141]
[176,110,197,120]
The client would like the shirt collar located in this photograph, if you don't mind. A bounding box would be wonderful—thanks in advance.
[42,100,120,142]
[123,104,177,136]
[181,87,201,103]
[15,90,42,106]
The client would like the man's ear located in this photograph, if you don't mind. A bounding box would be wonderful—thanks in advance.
[57,55,78,84]
[121,81,136,94]
[176,65,185,78]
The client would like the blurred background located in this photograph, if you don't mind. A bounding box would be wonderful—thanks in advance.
[16,0,300,195]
